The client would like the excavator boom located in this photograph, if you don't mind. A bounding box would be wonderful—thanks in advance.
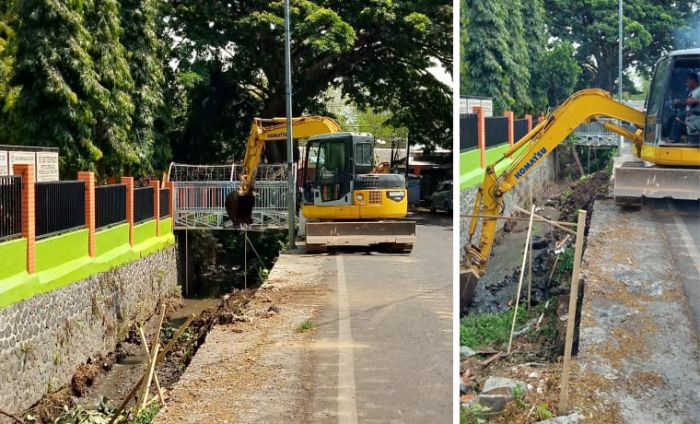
[226,116,342,225]
[462,89,646,302]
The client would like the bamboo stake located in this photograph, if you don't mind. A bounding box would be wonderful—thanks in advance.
[507,205,536,354]
[558,210,587,414]
[108,314,196,424]
[460,213,578,229]
[513,205,578,234]
[140,344,160,411]
[527,232,533,309]
[138,327,165,406]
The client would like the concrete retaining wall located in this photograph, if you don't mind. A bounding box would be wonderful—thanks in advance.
[0,246,179,416]
[460,157,555,261]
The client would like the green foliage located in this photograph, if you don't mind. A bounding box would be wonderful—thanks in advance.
[555,247,575,284]
[504,1,531,116]
[460,306,528,348]
[460,402,489,424]
[536,403,555,420]
[297,319,318,333]
[523,0,548,113]
[36,396,161,424]
[544,0,693,91]
[539,41,582,108]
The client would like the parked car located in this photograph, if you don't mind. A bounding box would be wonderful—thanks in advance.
[429,180,452,214]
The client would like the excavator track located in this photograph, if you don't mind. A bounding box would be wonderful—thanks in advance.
[305,221,416,253]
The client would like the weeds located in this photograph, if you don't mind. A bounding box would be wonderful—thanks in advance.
[460,402,490,424]
[460,307,527,349]
[297,319,318,333]
[536,403,555,420]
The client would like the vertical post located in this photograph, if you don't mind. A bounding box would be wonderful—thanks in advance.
[284,0,296,249]
[507,205,535,354]
[618,0,624,156]
[165,181,175,234]
[505,111,515,146]
[150,180,160,237]
[185,229,189,296]
[244,229,248,290]
[78,172,96,257]
[122,177,134,246]
[13,164,35,274]
[558,210,587,414]
[525,114,533,132]
[473,106,486,168]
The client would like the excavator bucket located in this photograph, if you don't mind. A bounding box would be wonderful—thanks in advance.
[460,269,479,307]
[225,191,255,226]
[613,162,700,206]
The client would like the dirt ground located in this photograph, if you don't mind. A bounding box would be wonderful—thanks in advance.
[154,252,332,423]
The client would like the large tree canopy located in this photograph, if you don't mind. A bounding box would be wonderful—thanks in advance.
[167,0,452,163]
[545,0,695,92]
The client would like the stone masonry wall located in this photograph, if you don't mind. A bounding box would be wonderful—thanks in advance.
[0,246,179,416]
[460,157,554,262]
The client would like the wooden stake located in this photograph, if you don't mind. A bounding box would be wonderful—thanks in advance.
[138,326,165,406]
[507,205,536,354]
[558,210,587,415]
[108,314,195,424]
[140,344,160,411]
[527,233,533,309]
[513,206,577,235]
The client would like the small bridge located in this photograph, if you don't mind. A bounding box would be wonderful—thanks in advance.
[168,163,291,231]
[572,118,623,146]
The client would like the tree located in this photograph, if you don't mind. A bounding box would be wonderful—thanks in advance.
[503,0,531,115]
[522,0,548,114]
[544,0,694,92]
[540,41,581,107]
[166,0,452,164]
[460,0,469,96]
[86,0,136,176]
[120,0,167,173]
[0,1,16,142]
[10,0,103,175]
[462,0,512,113]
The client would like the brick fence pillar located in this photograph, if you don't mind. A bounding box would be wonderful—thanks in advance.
[505,111,515,146]
[526,114,533,132]
[13,164,35,274]
[473,106,486,168]
[77,172,96,257]
[122,177,134,246]
[149,180,160,237]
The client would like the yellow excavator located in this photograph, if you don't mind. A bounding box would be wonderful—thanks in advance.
[461,49,700,302]
[226,116,416,252]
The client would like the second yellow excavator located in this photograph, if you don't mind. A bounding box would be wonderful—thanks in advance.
[462,49,700,303]
[226,116,416,252]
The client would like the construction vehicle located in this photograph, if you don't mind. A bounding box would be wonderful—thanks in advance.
[226,116,416,252]
[461,49,700,302]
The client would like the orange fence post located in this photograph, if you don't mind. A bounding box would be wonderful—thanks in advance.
[78,172,96,257]
[505,111,515,146]
[526,114,533,132]
[122,177,134,246]
[13,164,35,274]
[473,106,486,168]
[150,180,160,237]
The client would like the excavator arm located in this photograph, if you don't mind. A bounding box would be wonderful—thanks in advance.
[463,89,646,290]
[228,116,342,225]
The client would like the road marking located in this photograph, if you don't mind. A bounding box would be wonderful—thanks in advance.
[668,201,700,274]
[336,255,358,424]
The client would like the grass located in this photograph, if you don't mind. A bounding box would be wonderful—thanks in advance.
[460,307,529,349]
[297,319,318,333]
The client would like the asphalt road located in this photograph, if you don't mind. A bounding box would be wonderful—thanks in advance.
[306,213,453,423]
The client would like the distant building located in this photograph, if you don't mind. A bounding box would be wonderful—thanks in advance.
[460,96,493,116]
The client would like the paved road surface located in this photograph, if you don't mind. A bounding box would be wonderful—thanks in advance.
[307,213,453,423]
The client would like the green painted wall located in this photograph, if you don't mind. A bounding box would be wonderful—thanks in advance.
[134,220,156,246]
[160,217,172,236]
[95,223,130,256]
[0,238,26,279]
[460,144,512,190]
[36,229,89,272]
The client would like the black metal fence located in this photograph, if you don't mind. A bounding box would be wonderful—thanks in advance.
[95,184,126,229]
[485,116,509,147]
[460,113,478,151]
[134,186,154,223]
[0,176,22,241]
[160,188,170,218]
[514,119,529,142]
[35,181,85,238]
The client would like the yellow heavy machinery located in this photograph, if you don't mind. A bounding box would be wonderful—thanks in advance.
[461,49,700,302]
[227,116,415,252]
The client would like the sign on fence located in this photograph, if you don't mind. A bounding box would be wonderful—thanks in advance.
[0,151,6,176]
[0,146,59,181]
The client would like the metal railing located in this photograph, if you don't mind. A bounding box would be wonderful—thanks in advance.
[0,176,22,241]
[460,113,478,151]
[514,118,529,142]
[95,184,126,229]
[485,116,509,147]
[134,186,155,223]
[35,181,85,238]
[160,188,170,218]
[572,118,621,146]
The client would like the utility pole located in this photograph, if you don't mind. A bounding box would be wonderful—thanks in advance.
[284,0,296,248]
[618,0,624,155]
